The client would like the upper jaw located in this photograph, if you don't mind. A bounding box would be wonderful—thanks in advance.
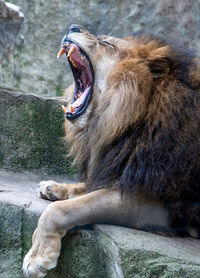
[57,35,95,121]
[57,35,81,59]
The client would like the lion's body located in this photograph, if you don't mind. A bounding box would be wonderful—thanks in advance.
[23,26,200,277]
[65,33,200,234]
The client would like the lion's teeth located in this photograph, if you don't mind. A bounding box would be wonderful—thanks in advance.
[57,48,66,59]
[70,105,76,113]
[71,60,76,67]
[62,105,67,113]
[68,45,76,57]
[69,56,77,68]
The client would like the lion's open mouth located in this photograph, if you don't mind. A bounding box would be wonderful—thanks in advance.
[57,40,94,120]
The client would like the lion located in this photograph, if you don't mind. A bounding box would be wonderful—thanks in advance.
[22,24,200,277]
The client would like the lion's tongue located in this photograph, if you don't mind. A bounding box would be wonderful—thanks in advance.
[72,86,91,109]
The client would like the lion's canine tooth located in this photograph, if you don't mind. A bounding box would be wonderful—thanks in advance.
[57,48,66,59]
[68,45,76,57]
[61,105,67,113]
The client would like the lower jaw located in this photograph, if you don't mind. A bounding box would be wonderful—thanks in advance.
[67,102,92,129]
[66,96,92,121]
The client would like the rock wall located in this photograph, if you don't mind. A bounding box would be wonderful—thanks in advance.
[0,0,199,97]
[0,88,75,175]
[0,0,23,62]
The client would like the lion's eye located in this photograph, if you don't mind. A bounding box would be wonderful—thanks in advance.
[103,41,115,47]
[69,25,81,33]
[97,37,115,48]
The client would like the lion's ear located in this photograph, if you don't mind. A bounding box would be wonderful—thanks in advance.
[149,58,171,78]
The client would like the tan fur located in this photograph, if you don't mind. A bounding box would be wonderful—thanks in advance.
[22,27,200,277]
[64,34,174,174]
[23,188,168,277]
[38,181,86,200]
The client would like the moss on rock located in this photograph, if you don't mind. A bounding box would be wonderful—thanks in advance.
[0,202,23,278]
[0,88,76,175]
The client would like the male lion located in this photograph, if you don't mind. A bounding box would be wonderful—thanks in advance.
[22,25,200,277]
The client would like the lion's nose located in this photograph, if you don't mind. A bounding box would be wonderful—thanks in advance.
[69,24,81,33]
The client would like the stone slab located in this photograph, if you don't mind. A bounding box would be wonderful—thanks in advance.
[96,225,200,278]
[0,0,24,61]
[0,202,23,278]
[1,170,200,278]
[0,88,75,175]
[0,169,106,278]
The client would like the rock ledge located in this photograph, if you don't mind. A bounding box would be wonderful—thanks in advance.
[0,169,200,278]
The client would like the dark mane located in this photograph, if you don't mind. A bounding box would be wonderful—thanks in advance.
[68,34,200,233]
[83,39,200,193]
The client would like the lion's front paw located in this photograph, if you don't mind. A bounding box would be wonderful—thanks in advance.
[22,251,47,278]
[37,180,68,201]
[22,229,61,278]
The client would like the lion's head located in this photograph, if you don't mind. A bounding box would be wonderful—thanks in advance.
[59,25,155,131]
[58,25,200,203]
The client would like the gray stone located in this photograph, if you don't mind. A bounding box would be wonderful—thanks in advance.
[1,170,200,278]
[0,0,24,61]
[52,229,107,278]
[0,0,199,96]
[0,170,106,278]
[0,202,23,278]
[0,88,76,175]
[0,203,106,278]
[96,225,200,278]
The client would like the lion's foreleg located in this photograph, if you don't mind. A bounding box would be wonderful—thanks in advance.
[22,189,132,277]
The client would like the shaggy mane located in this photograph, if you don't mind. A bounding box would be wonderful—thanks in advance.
[65,34,200,232]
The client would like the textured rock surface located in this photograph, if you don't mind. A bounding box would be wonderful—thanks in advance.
[0,0,24,62]
[0,170,106,278]
[0,203,23,278]
[1,169,200,278]
[0,88,75,175]
[0,0,199,96]
[96,225,200,278]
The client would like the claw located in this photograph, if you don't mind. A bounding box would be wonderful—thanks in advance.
[62,105,67,113]
[57,48,66,59]
[49,193,59,201]
[22,268,25,277]
[38,264,47,274]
